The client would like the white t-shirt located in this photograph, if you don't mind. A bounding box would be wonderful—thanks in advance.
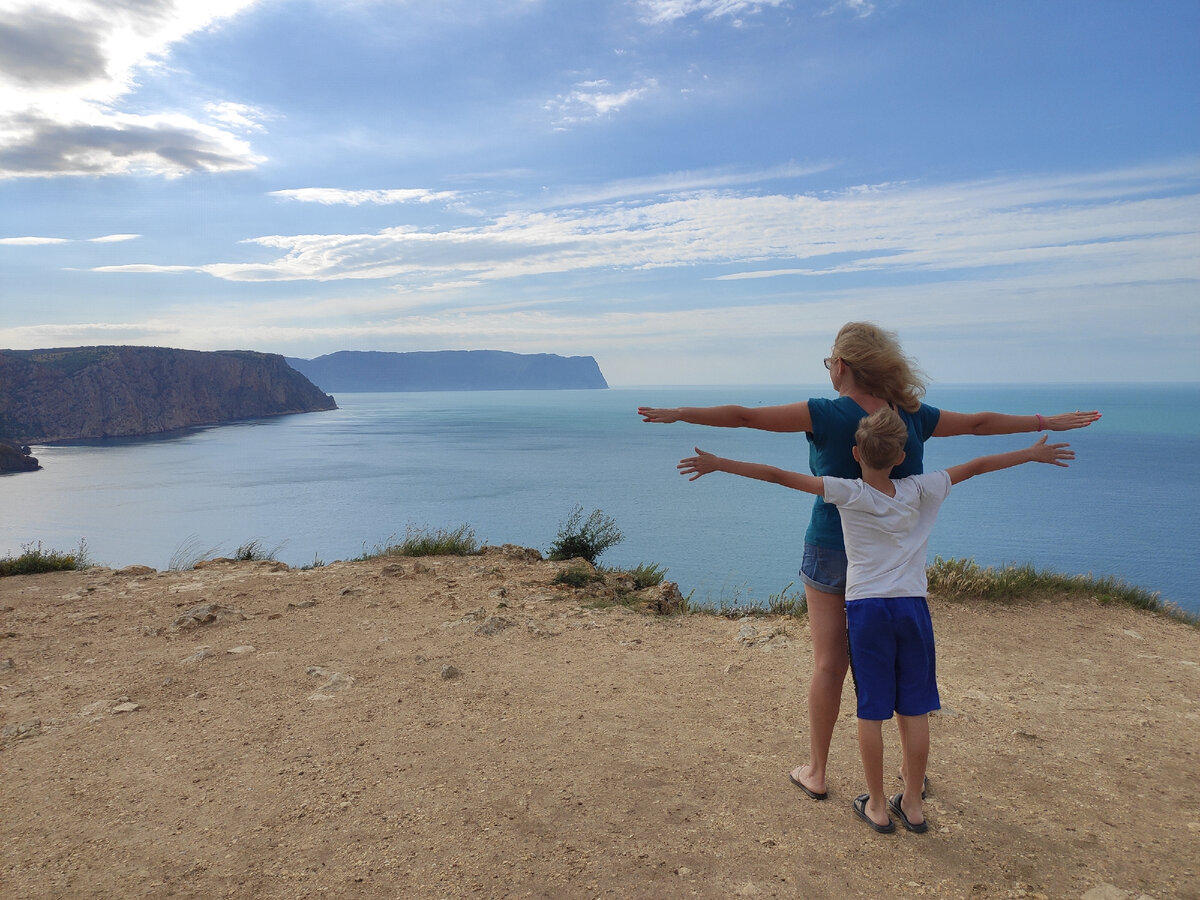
[822,470,952,602]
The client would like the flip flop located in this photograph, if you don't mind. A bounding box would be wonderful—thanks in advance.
[788,770,828,801]
[852,794,895,834]
[888,793,929,833]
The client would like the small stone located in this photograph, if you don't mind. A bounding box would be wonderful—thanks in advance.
[309,672,354,699]
[1,719,41,740]
[111,702,141,714]
[117,565,156,576]
[227,645,256,654]
[170,603,242,630]
[475,615,514,636]
[440,664,462,680]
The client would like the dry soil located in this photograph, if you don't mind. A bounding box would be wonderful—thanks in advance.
[2,548,1197,899]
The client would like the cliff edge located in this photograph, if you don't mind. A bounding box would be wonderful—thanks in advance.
[0,346,337,447]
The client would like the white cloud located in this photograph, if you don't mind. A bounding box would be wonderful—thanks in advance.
[0,231,138,243]
[0,0,265,178]
[270,188,461,206]
[203,101,269,133]
[545,78,657,128]
[87,233,139,242]
[0,235,69,244]
[635,0,789,25]
[96,161,1200,297]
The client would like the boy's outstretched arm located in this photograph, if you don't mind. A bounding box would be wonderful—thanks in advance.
[678,448,824,496]
[946,436,1074,486]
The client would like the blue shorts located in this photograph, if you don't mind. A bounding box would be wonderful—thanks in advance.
[845,596,941,721]
[799,543,847,595]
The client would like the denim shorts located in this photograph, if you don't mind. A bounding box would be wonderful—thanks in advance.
[799,542,848,595]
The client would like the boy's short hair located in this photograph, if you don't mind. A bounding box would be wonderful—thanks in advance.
[855,407,909,469]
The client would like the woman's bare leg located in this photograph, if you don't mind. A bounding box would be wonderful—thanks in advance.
[789,585,848,796]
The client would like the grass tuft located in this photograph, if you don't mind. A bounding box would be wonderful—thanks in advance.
[927,557,1197,626]
[168,535,220,572]
[0,540,91,577]
[554,565,604,588]
[233,540,282,562]
[766,582,807,617]
[359,524,480,560]
[628,562,667,590]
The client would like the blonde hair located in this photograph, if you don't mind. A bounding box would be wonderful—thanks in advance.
[855,407,910,469]
[832,322,927,413]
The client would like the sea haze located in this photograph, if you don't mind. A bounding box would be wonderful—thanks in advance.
[3,384,1197,616]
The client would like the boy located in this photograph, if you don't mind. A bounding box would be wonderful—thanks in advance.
[677,407,1075,834]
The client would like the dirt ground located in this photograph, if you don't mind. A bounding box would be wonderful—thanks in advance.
[2,547,1197,900]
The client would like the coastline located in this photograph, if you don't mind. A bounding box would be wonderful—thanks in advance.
[2,550,1197,899]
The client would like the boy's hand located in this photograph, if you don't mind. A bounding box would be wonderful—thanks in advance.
[639,406,680,423]
[1029,435,1075,466]
[678,448,720,481]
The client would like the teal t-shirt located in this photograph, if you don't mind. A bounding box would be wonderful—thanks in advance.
[803,396,941,550]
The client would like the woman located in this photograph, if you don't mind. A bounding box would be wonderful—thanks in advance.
[638,322,1100,800]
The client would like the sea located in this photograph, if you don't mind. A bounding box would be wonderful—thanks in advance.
[3,384,1198,617]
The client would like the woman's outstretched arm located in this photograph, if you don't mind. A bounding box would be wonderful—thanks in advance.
[638,402,812,433]
[932,408,1100,437]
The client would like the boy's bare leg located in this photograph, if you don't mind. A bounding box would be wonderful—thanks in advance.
[895,714,928,825]
[897,717,920,790]
[790,586,849,795]
[856,718,890,827]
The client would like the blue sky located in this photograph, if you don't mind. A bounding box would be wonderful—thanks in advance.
[1,0,1197,385]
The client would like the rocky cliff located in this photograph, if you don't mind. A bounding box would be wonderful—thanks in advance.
[0,439,39,472]
[286,350,608,392]
[0,346,337,447]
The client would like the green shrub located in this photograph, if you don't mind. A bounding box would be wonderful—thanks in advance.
[547,506,623,564]
[0,540,91,577]
[359,524,480,559]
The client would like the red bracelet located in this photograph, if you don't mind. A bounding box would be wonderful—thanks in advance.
[1036,414,1045,432]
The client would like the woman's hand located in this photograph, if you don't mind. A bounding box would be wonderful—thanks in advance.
[678,448,720,481]
[638,406,681,423]
[1042,410,1102,431]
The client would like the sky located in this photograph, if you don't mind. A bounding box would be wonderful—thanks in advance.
[0,0,1197,386]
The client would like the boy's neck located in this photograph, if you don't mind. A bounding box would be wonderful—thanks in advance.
[859,464,896,497]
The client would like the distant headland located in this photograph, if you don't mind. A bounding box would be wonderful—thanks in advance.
[0,346,337,458]
[285,350,609,392]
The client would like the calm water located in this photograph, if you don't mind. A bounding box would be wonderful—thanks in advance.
[3,384,1198,615]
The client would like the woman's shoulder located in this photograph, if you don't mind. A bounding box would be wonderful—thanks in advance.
[808,395,857,413]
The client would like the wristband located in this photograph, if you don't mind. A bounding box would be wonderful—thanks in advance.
[1036,414,1045,432]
